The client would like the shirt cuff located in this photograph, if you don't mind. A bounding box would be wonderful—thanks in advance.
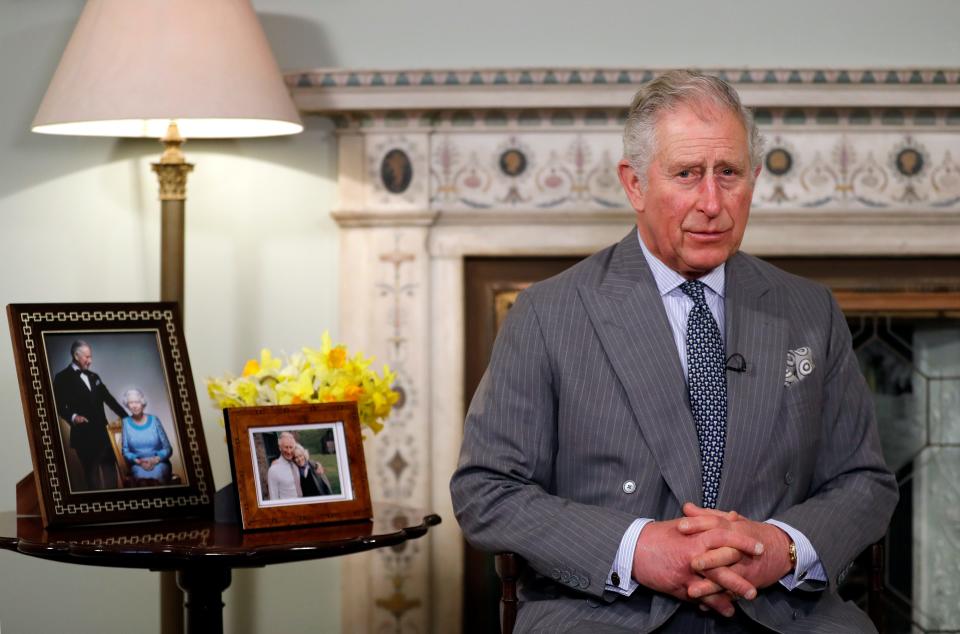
[766,519,827,590]
[605,518,652,596]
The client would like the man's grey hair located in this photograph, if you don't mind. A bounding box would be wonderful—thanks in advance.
[278,431,296,443]
[70,339,90,360]
[622,70,764,184]
[122,388,146,408]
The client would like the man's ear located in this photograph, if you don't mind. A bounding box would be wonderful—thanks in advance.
[617,159,645,212]
[753,163,762,181]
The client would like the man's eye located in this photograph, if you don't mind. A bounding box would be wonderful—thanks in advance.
[678,170,692,178]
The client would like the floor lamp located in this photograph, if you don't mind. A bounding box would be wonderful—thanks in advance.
[31,1,302,631]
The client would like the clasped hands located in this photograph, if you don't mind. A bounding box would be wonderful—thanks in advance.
[135,456,161,471]
[631,502,792,618]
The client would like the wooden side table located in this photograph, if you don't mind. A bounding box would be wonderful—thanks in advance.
[1,481,440,634]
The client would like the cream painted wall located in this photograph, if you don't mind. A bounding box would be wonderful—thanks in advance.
[256,0,960,70]
[1,0,959,632]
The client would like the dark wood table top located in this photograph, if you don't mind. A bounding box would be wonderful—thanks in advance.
[0,501,440,571]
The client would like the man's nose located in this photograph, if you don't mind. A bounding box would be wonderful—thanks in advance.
[697,174,722,217]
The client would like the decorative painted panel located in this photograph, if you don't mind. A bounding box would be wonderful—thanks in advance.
[338,227,432,634]
[754,131,960,210]
[430,133,626,210]
[425,126,960,212]
[364,134,430,211]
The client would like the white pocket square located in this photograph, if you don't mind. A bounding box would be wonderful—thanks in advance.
[785,346,815,386]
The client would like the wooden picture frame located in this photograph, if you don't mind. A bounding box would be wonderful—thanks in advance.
[6,302,214,527]
[224,402,373,530]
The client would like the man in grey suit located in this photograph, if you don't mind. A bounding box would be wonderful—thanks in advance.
[450,70,898,632]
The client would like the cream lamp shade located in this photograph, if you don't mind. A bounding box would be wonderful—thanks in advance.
[32,0,303,138]
[30,0,305,328]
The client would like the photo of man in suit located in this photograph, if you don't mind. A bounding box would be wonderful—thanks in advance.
[450,70,898,632]
[52,339,128,491]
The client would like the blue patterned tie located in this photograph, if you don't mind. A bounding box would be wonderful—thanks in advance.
[680,280,726,509]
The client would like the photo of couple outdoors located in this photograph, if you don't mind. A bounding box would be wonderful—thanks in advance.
[45,332,186,493]
[254,426,344,506]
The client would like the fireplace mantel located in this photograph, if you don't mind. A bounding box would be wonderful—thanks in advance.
[287,68,960,634]
[292,66,960,257]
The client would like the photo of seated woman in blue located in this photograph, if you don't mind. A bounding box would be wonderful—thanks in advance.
[121,388,172,482]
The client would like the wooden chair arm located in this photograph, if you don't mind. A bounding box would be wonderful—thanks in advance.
[495,552,524,634]
[866,540,885,633]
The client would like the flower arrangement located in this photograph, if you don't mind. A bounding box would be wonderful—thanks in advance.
[206,332,399,435]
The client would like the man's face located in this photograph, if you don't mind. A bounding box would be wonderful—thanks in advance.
[618,102,760,278]
[279,436,296,461]
[74,346,93,371]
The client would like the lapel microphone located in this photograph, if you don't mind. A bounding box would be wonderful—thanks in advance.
[725,353,747,373]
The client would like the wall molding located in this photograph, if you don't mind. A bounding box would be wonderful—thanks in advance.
[289,67,960,112]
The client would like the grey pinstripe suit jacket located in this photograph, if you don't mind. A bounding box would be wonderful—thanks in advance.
[450,230,898,633]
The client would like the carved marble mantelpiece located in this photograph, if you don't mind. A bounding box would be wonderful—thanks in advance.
[288,68,960,634]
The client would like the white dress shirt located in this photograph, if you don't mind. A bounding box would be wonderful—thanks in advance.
[267,457,301,499]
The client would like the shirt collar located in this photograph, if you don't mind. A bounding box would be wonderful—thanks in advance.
[635,229,726,298]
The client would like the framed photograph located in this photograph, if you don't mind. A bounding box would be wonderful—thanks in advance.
[224,402,372,530]
[6,303,214,527]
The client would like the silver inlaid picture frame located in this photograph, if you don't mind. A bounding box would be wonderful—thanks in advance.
[7,302,214,527]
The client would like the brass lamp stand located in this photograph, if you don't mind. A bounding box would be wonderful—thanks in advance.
[152,121,194,634]
[153,122,194,308]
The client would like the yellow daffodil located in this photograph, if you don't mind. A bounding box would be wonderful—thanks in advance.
[235,379,259,405]
[257,349,283,375]
[205,331,399,435]
[275,372,314,405]
[328,346,347,369]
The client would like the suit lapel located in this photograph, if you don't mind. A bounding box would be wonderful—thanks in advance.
[716,253,788,511]
[579,232,703,507]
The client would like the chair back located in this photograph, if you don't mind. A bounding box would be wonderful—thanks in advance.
[105,418,130,485]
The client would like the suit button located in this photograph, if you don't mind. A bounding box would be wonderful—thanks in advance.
[622,480,636,494]
[551,569,561,580]
[792,609,801,620]
[569,574,580,586]
[784,471,794,485]
[560,571,570,583]
[610,572,621,586]
[580,575,590,588]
